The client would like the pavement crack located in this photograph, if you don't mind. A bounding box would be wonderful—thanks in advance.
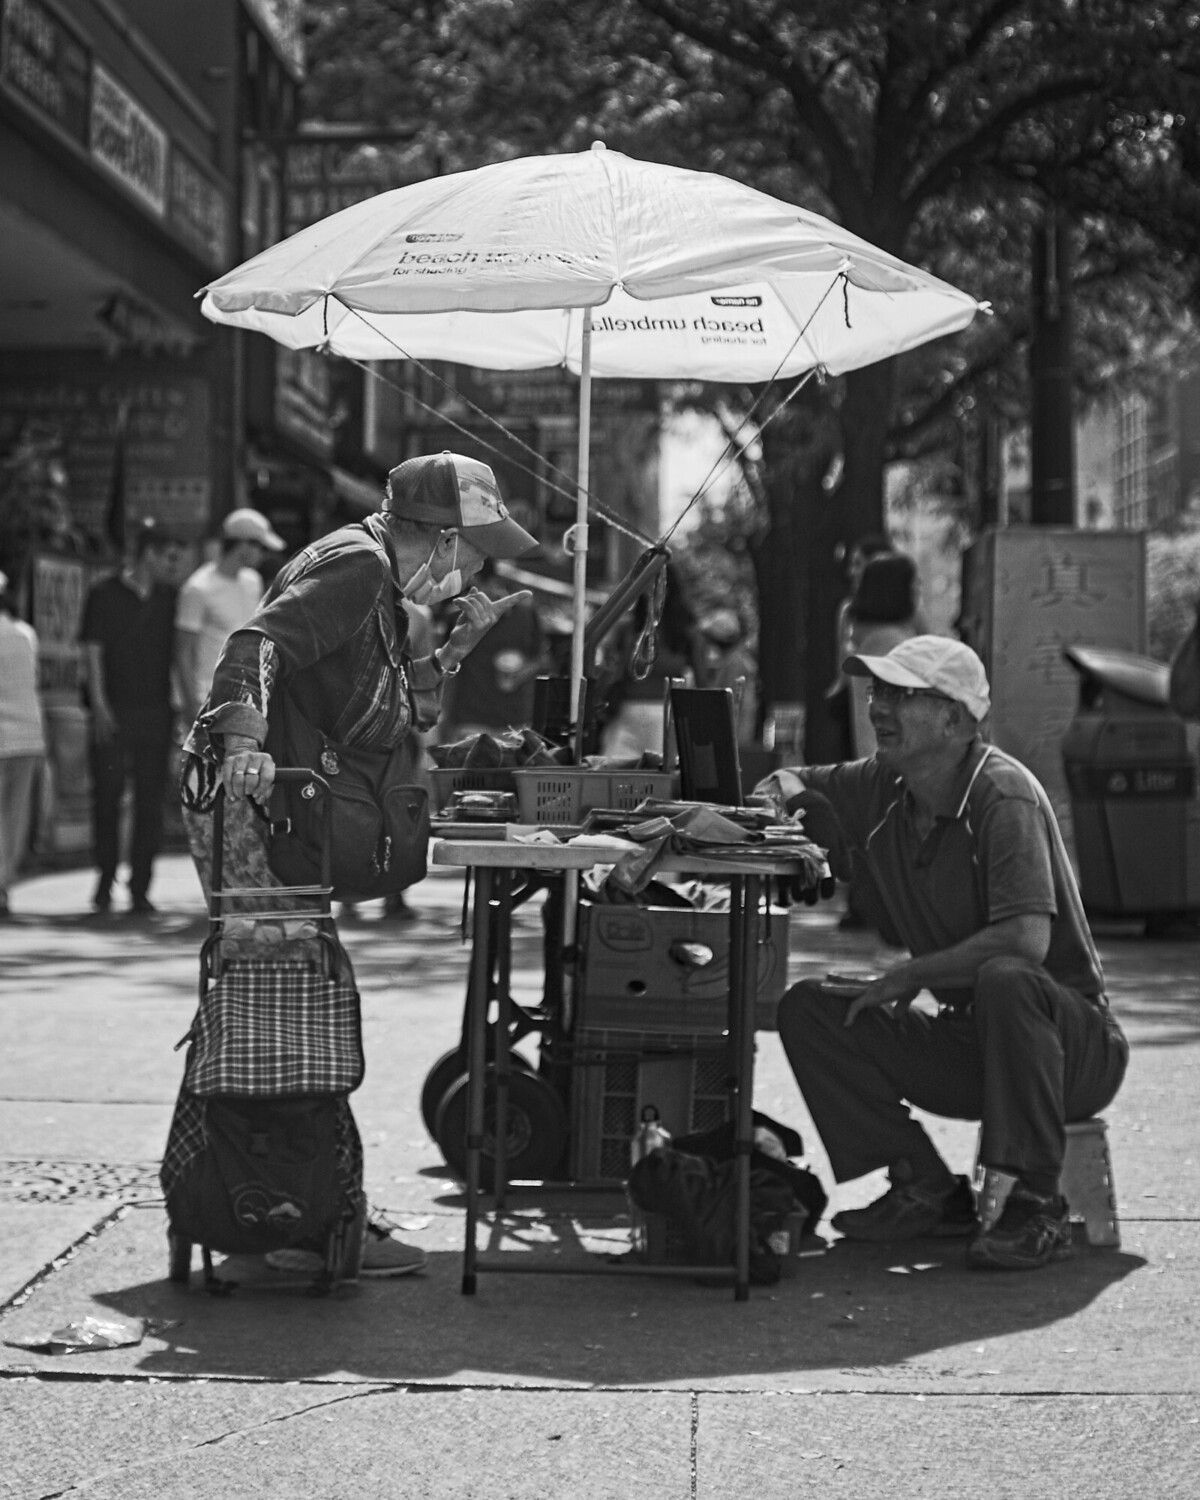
[689,1390,700,1497]
[1,1205,128,1312]
[27,1384,407,1498]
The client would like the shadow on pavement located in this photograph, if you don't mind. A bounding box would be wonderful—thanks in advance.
[74,1207,1143,1389]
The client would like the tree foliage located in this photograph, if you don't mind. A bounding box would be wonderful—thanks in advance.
[302,0,1200,732]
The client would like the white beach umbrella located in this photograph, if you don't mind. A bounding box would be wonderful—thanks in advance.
[200,143,985,721]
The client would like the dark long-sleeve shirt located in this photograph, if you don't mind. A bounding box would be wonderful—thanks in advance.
[182,514,443,808]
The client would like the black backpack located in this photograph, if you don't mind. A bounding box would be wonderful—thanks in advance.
[163,1094,363,1294]
[627,1114,827,1285]
[263,691,430,902]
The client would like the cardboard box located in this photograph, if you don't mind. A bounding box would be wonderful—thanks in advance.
[575,904,790,1035]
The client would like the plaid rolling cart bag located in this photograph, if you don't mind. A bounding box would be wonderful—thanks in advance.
[161,774,366,1296]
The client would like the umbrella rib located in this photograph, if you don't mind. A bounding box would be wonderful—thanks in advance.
[661,367,819,546]
[659,274,843,543]
[335,301,657,548]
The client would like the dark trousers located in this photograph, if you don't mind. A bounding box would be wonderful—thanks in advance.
[778,955,1129,1186]
[90,711,173,900]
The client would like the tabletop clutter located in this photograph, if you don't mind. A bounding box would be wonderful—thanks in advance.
[428,728,836,1286]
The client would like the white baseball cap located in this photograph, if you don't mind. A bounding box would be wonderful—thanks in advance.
[221,507,286,550]
[845,635,991,721]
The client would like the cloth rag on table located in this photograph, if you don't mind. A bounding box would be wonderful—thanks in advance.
[605,804,828,895]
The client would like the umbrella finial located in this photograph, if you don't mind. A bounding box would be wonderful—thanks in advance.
[591,140,607,153]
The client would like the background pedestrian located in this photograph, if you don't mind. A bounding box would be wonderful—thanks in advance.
[0,570,46,917]
[845,551,922,757]
[79,518,183,916]
[174,507,286,726]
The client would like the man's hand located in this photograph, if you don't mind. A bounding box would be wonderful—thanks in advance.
[844,968,922,1026]
[220,734,275,806]
[749,767,806,815]
[441,588,535,667]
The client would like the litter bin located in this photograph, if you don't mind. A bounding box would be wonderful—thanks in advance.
[1062,645,1200,920]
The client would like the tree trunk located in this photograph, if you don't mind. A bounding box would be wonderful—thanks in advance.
[801,359,895,760]
[749,388,840,741]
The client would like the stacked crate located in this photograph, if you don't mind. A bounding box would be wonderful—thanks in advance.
[564,902,790,1181]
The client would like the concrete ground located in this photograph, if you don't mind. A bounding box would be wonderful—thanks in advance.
[1,853,1197,1499]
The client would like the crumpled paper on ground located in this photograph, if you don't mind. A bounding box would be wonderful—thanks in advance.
[5,1313,178,1354]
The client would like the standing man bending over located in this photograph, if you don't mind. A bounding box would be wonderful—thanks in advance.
[756,636,1128,1271]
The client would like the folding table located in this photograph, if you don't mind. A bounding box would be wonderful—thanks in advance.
[431,836,805,1301]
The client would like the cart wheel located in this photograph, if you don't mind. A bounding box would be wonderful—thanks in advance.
[434,1068,568,1189]
[420,1047,534,1140]
[168,1230,192,1285]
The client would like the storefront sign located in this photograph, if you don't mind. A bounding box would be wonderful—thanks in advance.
[169,148,229,269]
[0,0,89,144]
[3,7,231,268]
[242,0,304,80]
[89,62,168,217]
[29,551,88,696]
[284,141,414,235]
[95,290,191,356]
[274,347,333,460]
[0,364,212,538]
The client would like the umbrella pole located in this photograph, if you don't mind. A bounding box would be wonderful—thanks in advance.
[569,307,593,755]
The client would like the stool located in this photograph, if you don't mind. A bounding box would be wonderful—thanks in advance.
[1060,1117,1120,1248]
[973,1117,1120,1248]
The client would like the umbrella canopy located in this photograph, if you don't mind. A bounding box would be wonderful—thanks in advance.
[199,144,984,733]
[201,144,982,379]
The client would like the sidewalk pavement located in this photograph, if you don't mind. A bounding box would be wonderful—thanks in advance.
[1,854,1198,1498]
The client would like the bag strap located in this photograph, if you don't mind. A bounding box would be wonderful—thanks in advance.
[357,522,421,677]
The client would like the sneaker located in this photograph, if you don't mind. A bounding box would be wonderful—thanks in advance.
[361,1222,426,1278]
[264,1247,325,1275]
[129,896,158,916]
[832,1170,977,1242]
[265,1225,427,1278]
[966,1187,1071,1271]
[92,879,113,913]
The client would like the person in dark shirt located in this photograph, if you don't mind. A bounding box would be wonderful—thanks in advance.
[180,453,537,1279]
[79,519,184,915]
[755,636,1129,1271]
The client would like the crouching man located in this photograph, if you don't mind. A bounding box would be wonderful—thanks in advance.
[755,637,1128,1271]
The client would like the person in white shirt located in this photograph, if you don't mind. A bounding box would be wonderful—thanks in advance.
[0,572,46,916]
[174,508,286,724]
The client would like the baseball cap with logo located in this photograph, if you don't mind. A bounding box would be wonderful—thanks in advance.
[844,634,991,721]
[222,507,286,550]
[384,452,538,559]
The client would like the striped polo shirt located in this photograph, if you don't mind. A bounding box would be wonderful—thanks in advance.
[797,745,1106,1007]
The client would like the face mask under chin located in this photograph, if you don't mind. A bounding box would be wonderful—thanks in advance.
[403,537,465,606]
